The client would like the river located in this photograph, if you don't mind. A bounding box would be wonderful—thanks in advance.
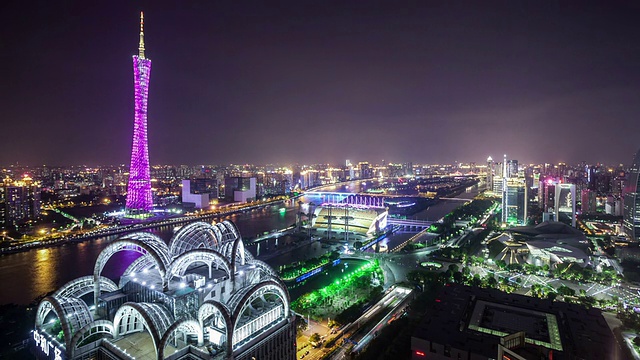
[0,182,481,305]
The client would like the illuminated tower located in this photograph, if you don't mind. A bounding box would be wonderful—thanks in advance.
[126,12,153,212]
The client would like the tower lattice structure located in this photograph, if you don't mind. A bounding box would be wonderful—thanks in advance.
[126,12,153,212]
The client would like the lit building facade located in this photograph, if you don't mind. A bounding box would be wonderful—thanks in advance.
[503,177,527,226]
[625,148,640,241]
[2,176,41,229]
[486,156,494,191]
[224,177,257,203]
[555,183,576,227]
[32,220,295,360]
[126,12,153,213]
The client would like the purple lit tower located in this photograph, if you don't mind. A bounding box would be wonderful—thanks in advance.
[126,12,153,213]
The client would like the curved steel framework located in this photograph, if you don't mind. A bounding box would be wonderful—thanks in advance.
[68,320,115,355]
[229,280,290,348]
[36,220,292,358]
[94,238,169,304]
[123,232,172,266]
[113,302,174,356]
[55,276,118,300]
[198,300,234,354]
[169,249,232,279]
[158,319,204,359]
[169,222,220,258]
[120,254,162,287]
[36,296,94,349]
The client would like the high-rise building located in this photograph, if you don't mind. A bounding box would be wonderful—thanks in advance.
[507,159,519,178]
[182,178,217,209]
[555,183,576,227]
[624,149,640,240]
[125,12,153,213]
[2,176,41,229]
[225,176,257,203]
[486,156,494,191]
[581,189,597,214]
[359,162,372,179]
[503,177,528,226]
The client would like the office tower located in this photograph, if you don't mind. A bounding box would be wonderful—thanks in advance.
[581,189,597,214]
[501,155,508,224]
[125,12,153,213]
[2,176,41,229]
[225,176,257,203]
[486,156,494,191]
[555,183,576,227]
[507,159,518,178]
[359,162,372,179]
[624,148,640,240]
[503,177,528,226]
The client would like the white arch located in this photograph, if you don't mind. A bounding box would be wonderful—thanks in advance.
[113,302,174,357]
[94,239,169,306]
[36,296,93,349]
[169,222,221,258]
[249,259,278,279]
[54,276,117,300]
[198,300,233,356]
[68,320,115,356]
[228,280,290,349]
[158,319,203,359]
[120,253,162,285]
[169,249,232,280]
[123,232,172,266]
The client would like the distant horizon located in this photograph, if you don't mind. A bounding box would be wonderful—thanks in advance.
[0,156,635,169]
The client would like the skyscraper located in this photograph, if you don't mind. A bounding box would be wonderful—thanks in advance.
[555,183,576,227]
[486,156,494,191]
[126,12,153,213]
[624,148,640,240]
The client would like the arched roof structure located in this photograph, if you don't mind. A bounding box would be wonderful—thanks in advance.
[54,275,118,300]
[123,232,172,266]
[169,222,220,258]
[113,302,174,356]
[198,300,233,356]
[68,320,114,356]
[228,280,290,349]
[158,318,204,359]
[169,249,232,279]
[35,220,293,359]
[121,254,162,280]
[94,238,169,304]
[36,296,93,349]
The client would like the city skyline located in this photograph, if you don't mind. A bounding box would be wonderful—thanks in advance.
[2,2,640,166]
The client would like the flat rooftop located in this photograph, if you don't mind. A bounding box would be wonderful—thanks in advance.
[413,284,616,360]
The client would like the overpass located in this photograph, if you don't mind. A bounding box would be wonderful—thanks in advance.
[387,218,433,231]
[439,197,473,202]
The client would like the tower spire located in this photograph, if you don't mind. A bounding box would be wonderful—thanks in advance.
[138,11,145,58]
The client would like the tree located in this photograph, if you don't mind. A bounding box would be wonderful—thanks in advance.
[557,285,575,297]
[310,333,321,343]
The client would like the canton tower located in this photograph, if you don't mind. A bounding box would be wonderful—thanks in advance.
[126,12,153,213]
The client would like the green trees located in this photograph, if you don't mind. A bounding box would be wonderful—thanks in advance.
[309,333,321,343]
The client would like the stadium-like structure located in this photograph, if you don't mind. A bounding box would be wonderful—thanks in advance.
[32,220,295,360]
[312,205,387,238]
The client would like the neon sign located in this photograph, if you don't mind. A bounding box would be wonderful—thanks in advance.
[33,329,63,360]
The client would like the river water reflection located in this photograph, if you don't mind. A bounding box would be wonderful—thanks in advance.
[0,183,480,305]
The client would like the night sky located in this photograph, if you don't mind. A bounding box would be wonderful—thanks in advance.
[2,1,640,166]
